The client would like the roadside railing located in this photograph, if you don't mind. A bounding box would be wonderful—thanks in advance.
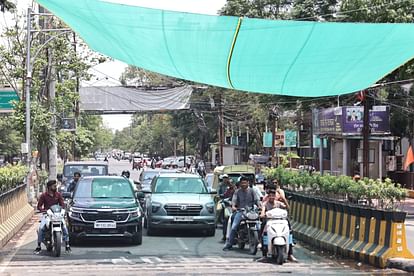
[0,183,27,224]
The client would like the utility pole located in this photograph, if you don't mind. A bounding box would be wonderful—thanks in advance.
[218,93,224,166]
[271,115,276,167]
[47,48,57,180]
[362,90,370,178]
[25,7,32,166]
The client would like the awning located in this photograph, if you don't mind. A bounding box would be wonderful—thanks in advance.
[79,86,192,114]
[36,0,414,97]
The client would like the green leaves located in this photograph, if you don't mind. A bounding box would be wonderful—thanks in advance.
[0,164,28,193]
[263,167,407,210]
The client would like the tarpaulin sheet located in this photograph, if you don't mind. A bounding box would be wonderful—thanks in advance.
[36,0,414,97]
[79,86,192,114]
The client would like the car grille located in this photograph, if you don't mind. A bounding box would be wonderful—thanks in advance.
[164,204,203,216]
[81,212,129,222]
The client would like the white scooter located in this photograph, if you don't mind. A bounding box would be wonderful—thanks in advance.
[262,208,290,264]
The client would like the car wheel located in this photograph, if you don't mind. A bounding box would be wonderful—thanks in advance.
[131,230,143,245]
[206,227,215,237]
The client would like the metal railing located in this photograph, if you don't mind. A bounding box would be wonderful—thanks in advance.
[0,184,27,224]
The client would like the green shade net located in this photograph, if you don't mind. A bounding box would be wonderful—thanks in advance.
[36,0,414,97]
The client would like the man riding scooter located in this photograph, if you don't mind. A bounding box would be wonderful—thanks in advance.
[259,179,297,262]
[223,176,261,251]
[34,180,71,254]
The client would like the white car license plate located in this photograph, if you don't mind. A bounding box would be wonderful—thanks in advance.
[174,216,193,222]
[94,221,116,229]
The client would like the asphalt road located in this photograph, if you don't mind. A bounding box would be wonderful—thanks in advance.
[0,159,407,275]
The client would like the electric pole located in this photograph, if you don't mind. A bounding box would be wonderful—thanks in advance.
[362,90,370,178]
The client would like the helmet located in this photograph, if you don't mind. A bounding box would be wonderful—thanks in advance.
[121,170,130,178]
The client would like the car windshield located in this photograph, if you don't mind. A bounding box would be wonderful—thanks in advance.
[154,177,208,194]
[64,164,107,177]
[74,178,134,198]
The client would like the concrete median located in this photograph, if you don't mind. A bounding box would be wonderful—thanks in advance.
[288,191,414,269]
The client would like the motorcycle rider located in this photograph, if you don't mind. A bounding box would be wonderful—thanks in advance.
[262,179,298,262]
[121,170,131,179]
[67,172,81,193]
[217,174,231,197]
[223,176,261,251]
[34,180,70,254]
[220,179,236,242]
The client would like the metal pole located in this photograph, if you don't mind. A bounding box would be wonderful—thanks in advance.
[219,95,224,165]
[25,7,32,165]
[271,116,276,167]
[363,92,370,178]
[319,137,323,175]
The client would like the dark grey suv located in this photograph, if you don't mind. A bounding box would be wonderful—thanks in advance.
[145,173,216,236]
[65,176,144,245]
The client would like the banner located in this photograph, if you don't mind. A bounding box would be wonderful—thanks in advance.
[313,106,390,135]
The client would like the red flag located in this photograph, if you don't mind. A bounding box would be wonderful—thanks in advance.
[404,145,414,171]
[356,91,365,102]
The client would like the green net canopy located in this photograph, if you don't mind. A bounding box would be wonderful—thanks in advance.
[36,0,414,97]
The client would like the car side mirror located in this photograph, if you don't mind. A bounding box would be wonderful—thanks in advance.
[57,173,63,182]
[62,191,72,199]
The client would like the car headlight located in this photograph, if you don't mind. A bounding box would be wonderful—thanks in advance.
[130,207,141,218]
[206,202,215,213]
[151,202,161,213]
[68,207,81,219]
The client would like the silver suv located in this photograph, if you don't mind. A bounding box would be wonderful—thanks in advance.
[145,173,216,236]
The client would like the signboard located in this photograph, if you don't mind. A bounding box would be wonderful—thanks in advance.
[61,118,76,131]
[312,107,342,135]
[342,106,390,135]
[284,130,297,147]
[313,106,390,135]
[274,131,285,147]
[263,132,272,148]
[0,89,19,113]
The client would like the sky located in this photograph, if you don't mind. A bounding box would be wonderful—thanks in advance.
[2,0,227,131]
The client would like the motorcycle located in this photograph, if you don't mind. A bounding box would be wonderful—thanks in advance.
[38,204,66,257]
[235,207,260,255]
[261,207,290,264]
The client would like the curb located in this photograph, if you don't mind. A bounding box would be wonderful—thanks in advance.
[388,258,414,272]
[0,204,34,248]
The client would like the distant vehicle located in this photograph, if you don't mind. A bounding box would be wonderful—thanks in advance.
[145,173,216,236]
[212,165,255,191]
[95,154,106,162]
[58,161,109,193]
[139,168,175,191]
[175,156,194,168]
[64,176,144,245]
[162,156,178,169]
[124,152,132,160]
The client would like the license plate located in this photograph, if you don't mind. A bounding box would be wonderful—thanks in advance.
[174,216,193,222]
[94,221,116,229]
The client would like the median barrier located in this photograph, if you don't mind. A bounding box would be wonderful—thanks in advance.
[0,184,34,248]
[287,191,413,268]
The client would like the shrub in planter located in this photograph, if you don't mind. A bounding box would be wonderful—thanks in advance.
[0,165,28,193]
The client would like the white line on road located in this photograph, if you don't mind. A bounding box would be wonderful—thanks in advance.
[120,257,134,264]
[176,238,189,250]
[141,257,154,264]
